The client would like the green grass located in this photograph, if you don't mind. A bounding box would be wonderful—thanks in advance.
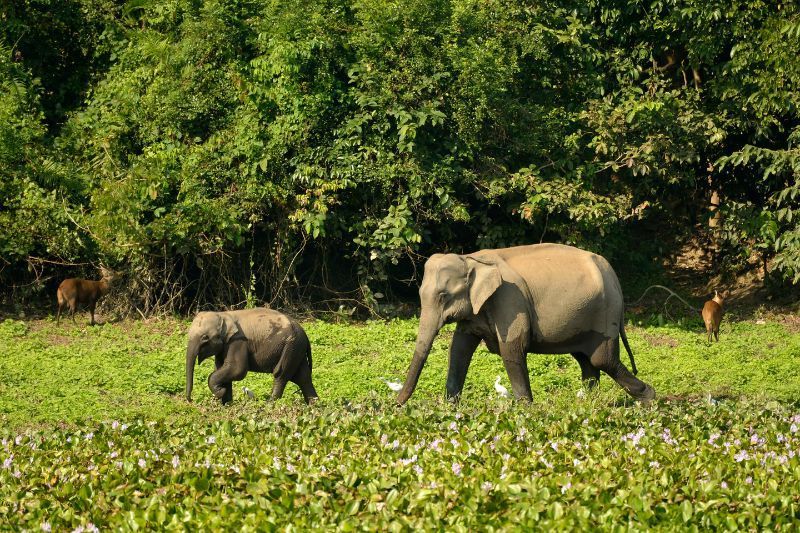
[1,314,799,529]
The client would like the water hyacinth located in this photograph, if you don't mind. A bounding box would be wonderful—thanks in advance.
[2,392,800,529]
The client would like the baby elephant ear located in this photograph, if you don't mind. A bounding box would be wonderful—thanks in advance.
[220,313,240,342]
[465,257,503,315]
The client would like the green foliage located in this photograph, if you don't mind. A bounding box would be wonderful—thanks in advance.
[1,316,800,528]
[3,0,800,310]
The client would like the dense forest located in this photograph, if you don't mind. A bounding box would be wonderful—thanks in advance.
[1,0,799,314]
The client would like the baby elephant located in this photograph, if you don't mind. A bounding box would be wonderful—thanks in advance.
[185,308,318,405]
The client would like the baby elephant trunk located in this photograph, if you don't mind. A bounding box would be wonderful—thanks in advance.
[185,338,200,401]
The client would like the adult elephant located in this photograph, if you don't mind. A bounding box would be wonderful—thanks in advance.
[396,243,655,404]
[185,308,318,405]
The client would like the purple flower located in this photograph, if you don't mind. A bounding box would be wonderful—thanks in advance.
[791,424,798,433]
[734,450,749,462]
[622,428,646,446]
[429,439,443,451]
[12,469,21,478]
[112,420,120,430]
[72,526,85,533]
[138,458,146,468]
[86,525,99,533]
[745,476,753,484]
[777,434,786,443]
[481,481,493,491]
[172,456,180,468]
[649,461,660,468]
[84,432,94,441]
[561,481,572,494]
[2,454,12,469]
[720,481,728,489]
[449,421,458,432]
[451,462,462,476]
[708,433,720,445]
[400,454,417,466]
[109,451,118,459]
[380,434,388,446]
[661,428,677,445]
[550,442,559,452]
[413,464,422,475]
[15,435,22,445]
[41,523,51,532]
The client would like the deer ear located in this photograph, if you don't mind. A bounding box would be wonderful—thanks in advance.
[220,313,240,342]
[465,257,503,315]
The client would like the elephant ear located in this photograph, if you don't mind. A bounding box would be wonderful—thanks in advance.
[220,313,240,342]
[465,257,503,315]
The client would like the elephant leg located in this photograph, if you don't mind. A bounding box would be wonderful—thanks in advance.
[291,362,318,405]
[89,303,96,326]
[213,354,233,405]
[270,378,288,401]
[571,352,600,389]
[208,342,248,404]
[714,328,719,342]
[70,304,77,324]
[589,337,655,402]
[498,342,533,401]
[445,330,481,400]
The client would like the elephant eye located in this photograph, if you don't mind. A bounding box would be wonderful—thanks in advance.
[201,334,209,341]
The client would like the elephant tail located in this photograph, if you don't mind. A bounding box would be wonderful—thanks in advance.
[620,321,638,375]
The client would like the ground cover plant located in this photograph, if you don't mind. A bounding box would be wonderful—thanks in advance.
[1,314,799,528]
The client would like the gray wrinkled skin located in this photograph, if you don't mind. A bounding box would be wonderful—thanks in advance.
[397,243,655,405]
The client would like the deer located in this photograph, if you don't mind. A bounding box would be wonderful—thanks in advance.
[56,267,120,326]
[702,290,725,342]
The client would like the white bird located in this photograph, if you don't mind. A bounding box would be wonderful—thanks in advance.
[494,376,509,398]
[380,377,403,392]
[242,387,255,399]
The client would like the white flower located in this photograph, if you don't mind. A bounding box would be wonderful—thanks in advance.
[481,481,493,491]
[449,422,458,432]
[561,481,572,494]
[41,522,52,532]
[206,436,216,444]
[451,463,462,476]
[649,461,660,468]
[573,458,581,467]
[720,481,728,489]
[84,432,94,441]
[172,456,180,468]
[791,424,798,433]
[138,458,146,468]
[86,524,99,533]
[231,465,240,474]
[745,476,753,484]
[121,424,128,431]
[413,464,423,475]
[550,442,559,452]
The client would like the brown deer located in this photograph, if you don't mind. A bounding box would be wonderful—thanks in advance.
[701,290,725,342]
[56,267,120,325]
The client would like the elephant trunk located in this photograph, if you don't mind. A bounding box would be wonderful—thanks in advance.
[185,338,199,401]
[397,309,442,405]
